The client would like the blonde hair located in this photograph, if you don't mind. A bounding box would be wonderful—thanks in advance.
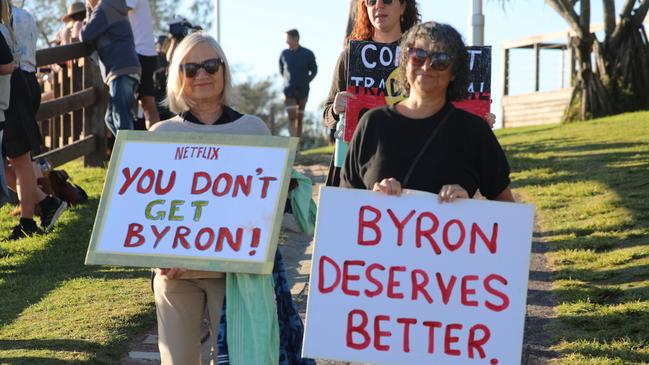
[166,32,233,113]
[0,0,16,46]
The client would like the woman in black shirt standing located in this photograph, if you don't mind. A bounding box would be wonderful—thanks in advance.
[341,21,514,203]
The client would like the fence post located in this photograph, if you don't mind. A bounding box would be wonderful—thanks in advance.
[82,57,108,167]
[71,59,83,143]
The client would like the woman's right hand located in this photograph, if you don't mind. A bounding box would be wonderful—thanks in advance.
[155,268,186,280]
[333,91,357,115]
[373,178,402,196]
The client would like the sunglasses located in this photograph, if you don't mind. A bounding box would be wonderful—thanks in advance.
[179,58,224,78]
[407,48,452,71]
[365,0,397,6]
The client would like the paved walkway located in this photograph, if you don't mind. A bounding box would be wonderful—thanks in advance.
[121,163,555,365]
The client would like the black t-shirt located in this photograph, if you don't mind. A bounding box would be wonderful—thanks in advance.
[340,103,511,199]
[0,33,12,65]
[181,106,243,125]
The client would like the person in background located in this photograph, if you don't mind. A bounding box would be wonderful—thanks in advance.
[341,21,514,204]
[126,0,160,129]
[1,0,67,240]
[279,29,317,139]
[56,2,86,45]
[0,26,14,215]
[81,0,141,136]
[322,0,421,187]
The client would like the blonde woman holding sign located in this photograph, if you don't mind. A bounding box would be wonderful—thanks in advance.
[341,21,514,203]
[150,32,275,365]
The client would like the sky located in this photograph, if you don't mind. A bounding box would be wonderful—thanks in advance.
[177,1,629,129]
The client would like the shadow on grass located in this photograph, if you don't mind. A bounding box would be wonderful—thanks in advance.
[505,129,649,361]
[0,197,155,363]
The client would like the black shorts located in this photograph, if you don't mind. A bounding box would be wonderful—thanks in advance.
[2,69,42,158]
[284,96,308,111]
[137,54,158,97]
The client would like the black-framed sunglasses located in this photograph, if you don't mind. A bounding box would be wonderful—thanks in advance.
[407,48,452,71]
[179,58,224,78]
[365,0,397,6]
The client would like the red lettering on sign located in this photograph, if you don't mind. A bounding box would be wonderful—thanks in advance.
[444,323,463,356]
[342,260,365,297]
[484,274,510,312]
[191,172,211,194]
[124,223,145,247]
[318,255,341,293]
[471,222,499,254]
[358,205,381,246]
[364,263,385,297]
[396,317,417,353]
[416,212,442,254]
[346,309,371,350]
[386,209,416,246]
[387,266,406,299]
[468,324,491,359]
[436,273,457,305]
[461,275,480,307]
[119,167,141,195]
[443,219,466,252]
[151,225,170,248]
[411,269,433,304]
[373,315,391,351]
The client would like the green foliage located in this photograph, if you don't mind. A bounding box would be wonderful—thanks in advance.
[498,111,649,364]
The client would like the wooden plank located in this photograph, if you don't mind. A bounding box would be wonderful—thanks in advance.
[35,135,96,169]
[71,60,84,143]
[36,88,96,121]
[83,57,108,167]
[36,42,90,67]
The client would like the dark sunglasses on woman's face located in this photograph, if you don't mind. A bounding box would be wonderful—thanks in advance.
[179,58,224,78]
[407,48,452,71]
[365,0,396,6]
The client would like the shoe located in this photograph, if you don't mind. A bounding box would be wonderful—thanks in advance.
[38,195,67,231]
[5,218,42,241]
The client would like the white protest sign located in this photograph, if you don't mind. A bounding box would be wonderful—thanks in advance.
[85,131,297,274]
[303,187,534,365]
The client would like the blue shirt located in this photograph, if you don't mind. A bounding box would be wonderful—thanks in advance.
[279,46,317,99]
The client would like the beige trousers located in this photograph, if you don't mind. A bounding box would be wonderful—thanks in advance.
[154,275,226,365]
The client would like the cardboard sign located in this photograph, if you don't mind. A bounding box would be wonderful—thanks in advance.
[303,187,534,365]
[344,42,492,142]
[85,131,298,274]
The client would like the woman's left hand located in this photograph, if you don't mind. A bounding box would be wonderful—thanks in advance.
[484,113,496,128]
[438,184,469,203]
[372,178,402,196]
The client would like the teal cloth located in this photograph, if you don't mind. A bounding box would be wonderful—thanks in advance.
[226,273,279,365]
[289,170,317,236]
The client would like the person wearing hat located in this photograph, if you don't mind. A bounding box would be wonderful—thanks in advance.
[56,2,86,45]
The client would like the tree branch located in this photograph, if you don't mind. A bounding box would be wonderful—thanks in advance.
[581,0,591,34]
[545,0,584,37]
[603,0,616,41]
[632,0,649,27]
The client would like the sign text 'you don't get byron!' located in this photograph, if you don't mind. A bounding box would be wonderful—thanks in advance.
[303,187,534,365]
[85,131,297,274]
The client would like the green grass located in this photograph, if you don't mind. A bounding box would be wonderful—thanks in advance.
[496,111,649,364]
[0,160,156,364]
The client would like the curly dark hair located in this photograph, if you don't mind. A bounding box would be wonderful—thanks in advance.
[397,21,469,101]
[350,0,421,41]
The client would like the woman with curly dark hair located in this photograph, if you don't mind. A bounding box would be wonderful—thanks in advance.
[322,0,420,187]
[341,21,515,204]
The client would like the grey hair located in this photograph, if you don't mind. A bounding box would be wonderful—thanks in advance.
[166,32,233,113]
[397,21,469,101]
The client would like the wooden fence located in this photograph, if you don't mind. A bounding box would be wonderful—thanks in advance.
[34,42,107,168]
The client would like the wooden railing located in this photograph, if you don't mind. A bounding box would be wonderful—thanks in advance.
[34,42,107,168]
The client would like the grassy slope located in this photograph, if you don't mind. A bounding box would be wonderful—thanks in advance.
[0,161,155,364]
[496,111,649,364]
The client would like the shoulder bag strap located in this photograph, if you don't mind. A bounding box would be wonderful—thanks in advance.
[402,107,455,188]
